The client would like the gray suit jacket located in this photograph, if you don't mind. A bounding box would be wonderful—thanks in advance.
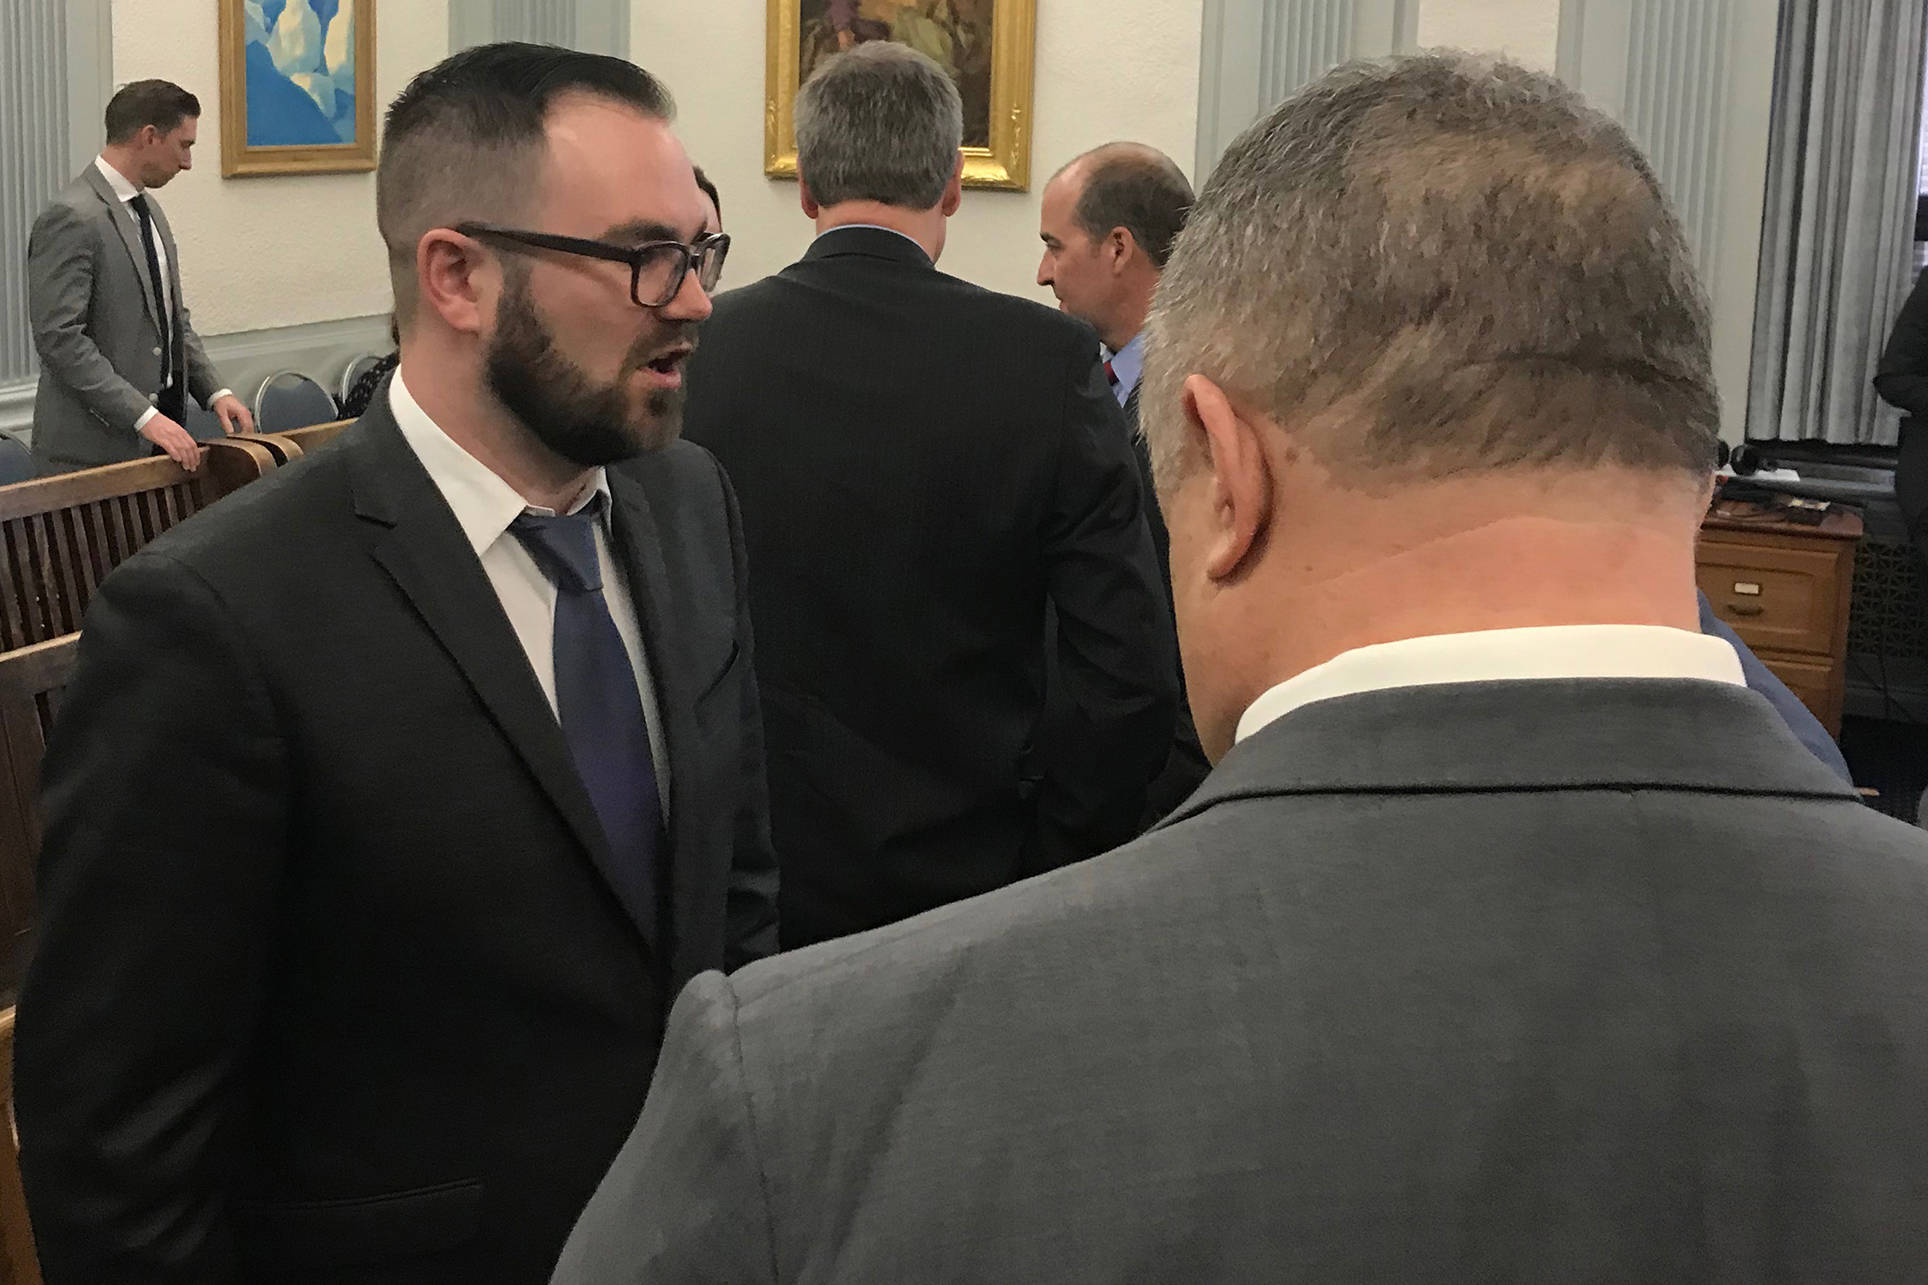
[555,678,1928,1284]
[28,166,222,470]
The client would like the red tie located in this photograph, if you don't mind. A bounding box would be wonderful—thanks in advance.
[1103,359,1118,388]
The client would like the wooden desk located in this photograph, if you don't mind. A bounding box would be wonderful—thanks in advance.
[1697,503,1863,735]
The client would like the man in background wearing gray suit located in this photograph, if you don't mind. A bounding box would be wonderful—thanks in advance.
[554,54,1928,1283]
[29,79,252,475]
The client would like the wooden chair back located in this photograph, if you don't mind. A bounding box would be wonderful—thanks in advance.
[0,636,76,1005]
[230,420,353,466]
[0,1008,41,1285]
[0,439,276,651]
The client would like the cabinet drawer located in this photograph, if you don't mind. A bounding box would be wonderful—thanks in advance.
[1696,540,1843,657]
[1753,652,1840,735]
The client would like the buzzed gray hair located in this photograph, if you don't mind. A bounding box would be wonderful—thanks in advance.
[1142,54,1720,491]
[796,42,963,210]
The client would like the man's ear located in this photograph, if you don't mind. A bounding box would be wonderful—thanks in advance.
[799,178,821,220]
[417,229,492,338]
[1106,228,1135,274]
[939,153,964,217]
[1180,374,1274,581]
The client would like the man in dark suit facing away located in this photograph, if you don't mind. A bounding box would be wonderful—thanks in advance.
[29,79,254,474]
[556,55,1928,1283]
[1038,140,1207,819]
[682,42,1175,949]
[16,43,775,1285]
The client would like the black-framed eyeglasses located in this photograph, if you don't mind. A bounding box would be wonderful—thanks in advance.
[455,222,730,307]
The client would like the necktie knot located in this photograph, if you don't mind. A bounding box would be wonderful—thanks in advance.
[1103,359,1118,388]
[129,193,151,224]
[510,493,607,594]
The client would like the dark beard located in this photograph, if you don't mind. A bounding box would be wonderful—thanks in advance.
[484,277,688,466]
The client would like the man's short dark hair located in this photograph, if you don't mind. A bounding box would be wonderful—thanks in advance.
[104,80,200,144]
[693,165,721,221]
[1064,144,1194,269]
[377,42,676,325]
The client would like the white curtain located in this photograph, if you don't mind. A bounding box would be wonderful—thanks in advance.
[449,0,628,57]
[0,2,77,384]
[1747,0,1928,445]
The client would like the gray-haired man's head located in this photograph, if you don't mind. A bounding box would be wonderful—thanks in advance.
[1142,53,1720,492]
[796,42,963,210]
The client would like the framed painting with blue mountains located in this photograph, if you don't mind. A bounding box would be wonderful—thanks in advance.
[218,0,377,176]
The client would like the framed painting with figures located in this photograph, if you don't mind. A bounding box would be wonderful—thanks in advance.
[218,0,377,177]
[766,0,1036,190]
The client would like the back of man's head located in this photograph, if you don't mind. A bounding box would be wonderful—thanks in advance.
[1144,53,1719,491]
[1063,143,1194,270]
[376,41,674,331]
[795,42,962,210]
[104,80,199,143]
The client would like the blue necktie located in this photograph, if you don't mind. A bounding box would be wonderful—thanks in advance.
[510,495,662,923]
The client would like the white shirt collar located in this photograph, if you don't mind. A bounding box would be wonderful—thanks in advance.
[386,369,610,558]
[94,155,142,202]
[813,223,931,259]
[1236,625,1747,743]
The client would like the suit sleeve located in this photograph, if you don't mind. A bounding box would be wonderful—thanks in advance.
[713,457,780,969]
[550,973,778,1285]
[1875,270,1928,419]
[1034,341,1181,864]
[15,553,288,1285]
[28,201,154,433]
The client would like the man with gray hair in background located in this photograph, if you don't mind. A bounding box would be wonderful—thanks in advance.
[680,42,1174,950]
[555,54,1928,1284]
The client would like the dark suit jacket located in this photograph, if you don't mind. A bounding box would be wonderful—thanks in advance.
[1120,379,1209,818]
[1875,268,1928,554]
[29,166,223,470]
[556,678,1928,1284]
[15,399,778,1284]
[683,226,1175,947]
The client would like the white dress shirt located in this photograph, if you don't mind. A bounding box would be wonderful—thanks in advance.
[1236,625,1748,743]
[94,155,231,431]
[388,371,670,817]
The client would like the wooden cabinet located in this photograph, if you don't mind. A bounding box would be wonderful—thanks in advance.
[1696,506,1863,735]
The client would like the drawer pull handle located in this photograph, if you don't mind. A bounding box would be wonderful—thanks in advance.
[1726,602,1765,617]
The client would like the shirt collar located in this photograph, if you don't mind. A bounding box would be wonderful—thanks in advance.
[94,155,141,202]
[813,223,930,256]
[1236,625,1747,743]
[1102,330,1146,405]
[387,369,610,559]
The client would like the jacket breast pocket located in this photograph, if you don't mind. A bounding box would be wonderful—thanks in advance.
[233,1178,485,1269]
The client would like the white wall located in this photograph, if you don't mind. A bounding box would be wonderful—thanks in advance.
[635,0,1205,303]
[1417,0,1560,69]
[110,0,449,337]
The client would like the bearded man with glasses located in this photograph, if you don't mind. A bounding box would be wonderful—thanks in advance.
[15,42,777,1285]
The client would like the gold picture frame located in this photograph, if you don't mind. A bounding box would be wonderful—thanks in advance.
[218,0,378,178]
[765,0,1036,191]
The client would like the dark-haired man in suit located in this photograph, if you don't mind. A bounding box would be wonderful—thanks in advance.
[682,43,1175,949]
[1039,141,1206,819]
[17,42,773,1284]
[29,79,252,474]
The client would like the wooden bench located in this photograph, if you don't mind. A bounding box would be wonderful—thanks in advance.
[0,1008,39,1285]
[0,439,277,651]
[234,418,355,466]
[0,636,76,1004]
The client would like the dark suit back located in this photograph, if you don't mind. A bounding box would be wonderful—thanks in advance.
[559,679,1928,1283]
[16,402,775,1283]
[684,227,1174,947]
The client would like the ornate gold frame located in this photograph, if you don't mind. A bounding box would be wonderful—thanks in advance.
[218,0,378,178]
[765,0,1036,191]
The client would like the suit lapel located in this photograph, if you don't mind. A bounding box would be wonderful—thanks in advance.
[605,466,700,963]
[81,168,163,335]
[345,408,660,948]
